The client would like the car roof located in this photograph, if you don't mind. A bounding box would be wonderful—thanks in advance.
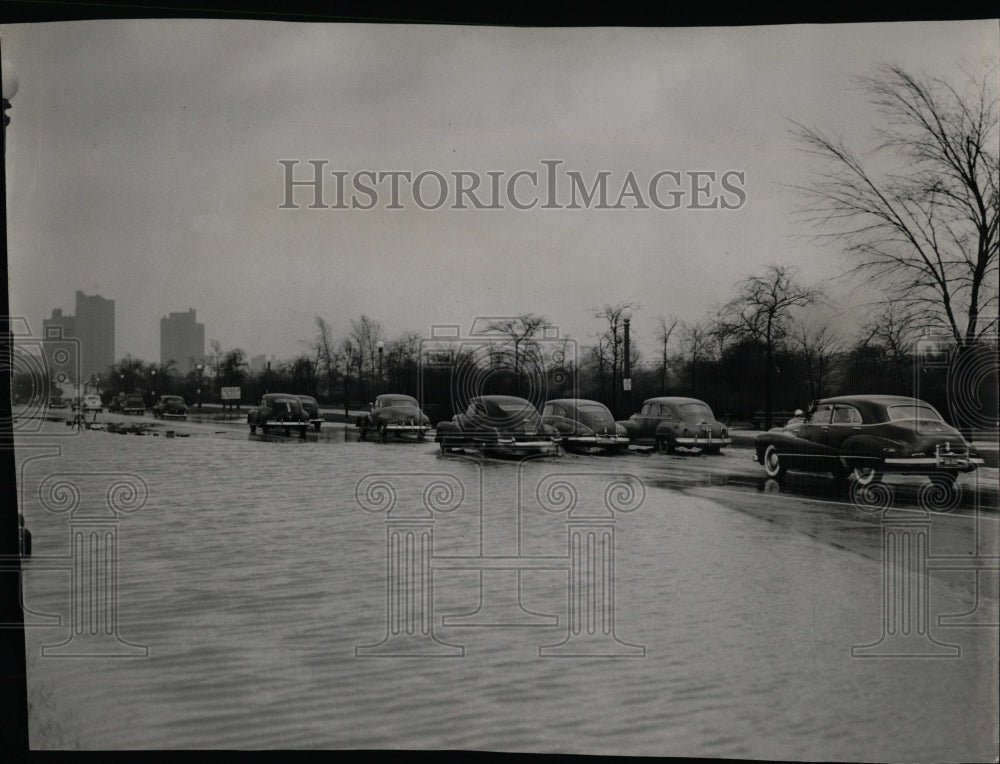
[265,393,299,400]
[643,397,710,406]
[544,398,608,409]
[818,395,931,407]
[296,395,317,401]
[473,395,533,405]
[378,394,417,401]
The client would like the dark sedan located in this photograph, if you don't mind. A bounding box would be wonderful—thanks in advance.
[435,395,560,457]
[616,397,731,454]
[753,394,983,487]
[356,394,431,442]
[541,398,630,454]
[152,395,188,420]
[247,393,310,438]
[296,395,325,431]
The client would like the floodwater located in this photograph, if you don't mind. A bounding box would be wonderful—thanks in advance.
[14,417,999,759]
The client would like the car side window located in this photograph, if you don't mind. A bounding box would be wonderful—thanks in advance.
[833,405,862,424]
[812,404,834,424]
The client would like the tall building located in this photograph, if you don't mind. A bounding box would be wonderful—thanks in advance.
[42,292,115,383]
[74,291,115,380]
[161,308,205,374]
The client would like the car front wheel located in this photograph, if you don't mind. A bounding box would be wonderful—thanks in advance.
[656,436,673,454]
[763,444,787,479]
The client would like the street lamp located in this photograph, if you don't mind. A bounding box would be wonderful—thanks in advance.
[120,373,125,394]
[622,313,632,418]
[195,363,203,410]
[376,341,385,396]
[150,369,156,404]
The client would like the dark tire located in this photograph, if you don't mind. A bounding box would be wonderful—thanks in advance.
[313,422,321,431]
[261,424,269,435]
[379,423,388,444]
[300,427,307,440]
[704,445,721,455]
[656,436,674,455]
[763,444,787,479]
[249,424,256,434]
[284,427,291,437]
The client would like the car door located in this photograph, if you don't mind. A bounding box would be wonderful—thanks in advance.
[636,403,657,443]
[787,402,836,463]
[820,404,864,453]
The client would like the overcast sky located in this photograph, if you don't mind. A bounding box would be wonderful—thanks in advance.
[2,19,997,364]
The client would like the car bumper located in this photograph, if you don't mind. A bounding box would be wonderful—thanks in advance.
[161,412,188,419]
[883,456,983,470]
[676,436,732,447]
[384,424,429,432]
[565,435,630,446]
[122,408,145,414]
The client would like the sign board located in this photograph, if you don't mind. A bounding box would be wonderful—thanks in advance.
[623,378,632,391]
[220,386,241,400]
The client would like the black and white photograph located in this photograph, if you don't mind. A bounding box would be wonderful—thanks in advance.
[1,9,998,759]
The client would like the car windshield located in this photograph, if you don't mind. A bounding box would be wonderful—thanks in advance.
[163,397,182,403]
[678,402,713,418]
[886,404,942,422]
[383,398,416,407]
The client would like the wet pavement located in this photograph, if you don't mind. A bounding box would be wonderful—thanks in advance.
[11,405,1000,758]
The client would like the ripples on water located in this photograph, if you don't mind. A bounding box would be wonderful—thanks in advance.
[17,426,998,758]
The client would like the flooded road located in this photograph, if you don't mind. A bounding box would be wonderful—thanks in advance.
[14,411,999,758]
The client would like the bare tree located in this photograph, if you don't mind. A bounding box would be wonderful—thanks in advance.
[484,314,548,394]
[590,302,638,415]
[655,314,678,394]
[793,324,842,402]
[312,316,338,402]
[680,321,711,396]
[349,315,384,400]
[720,265,818,429]
[793,63,999,345]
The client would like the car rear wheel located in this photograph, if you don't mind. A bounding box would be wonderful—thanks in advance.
[249,424,256,434]
[763,444,786,479]
[313,422,321,431]
[852,465,882,485]
[656,436,673,455]
[703,445,721,455]
[261,424,269,435]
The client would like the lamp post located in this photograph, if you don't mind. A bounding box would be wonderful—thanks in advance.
[376,341,385,396]
[195,363,203,410]
[120,373,125,394]
[622,313,632,418]
[150,369,156,405]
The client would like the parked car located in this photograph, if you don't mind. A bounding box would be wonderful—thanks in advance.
[435,395,561,457]
[356,394,431,442]
[121,394,146,415]
[541,398,630,454]
[82,394,103,413]
[152,395,188,420]
[49,396,69,410]
[247,393,310,437]
[107,396,123,413]
[753,394,983,488]
[295,395,325,431]
[616,397,731,454]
